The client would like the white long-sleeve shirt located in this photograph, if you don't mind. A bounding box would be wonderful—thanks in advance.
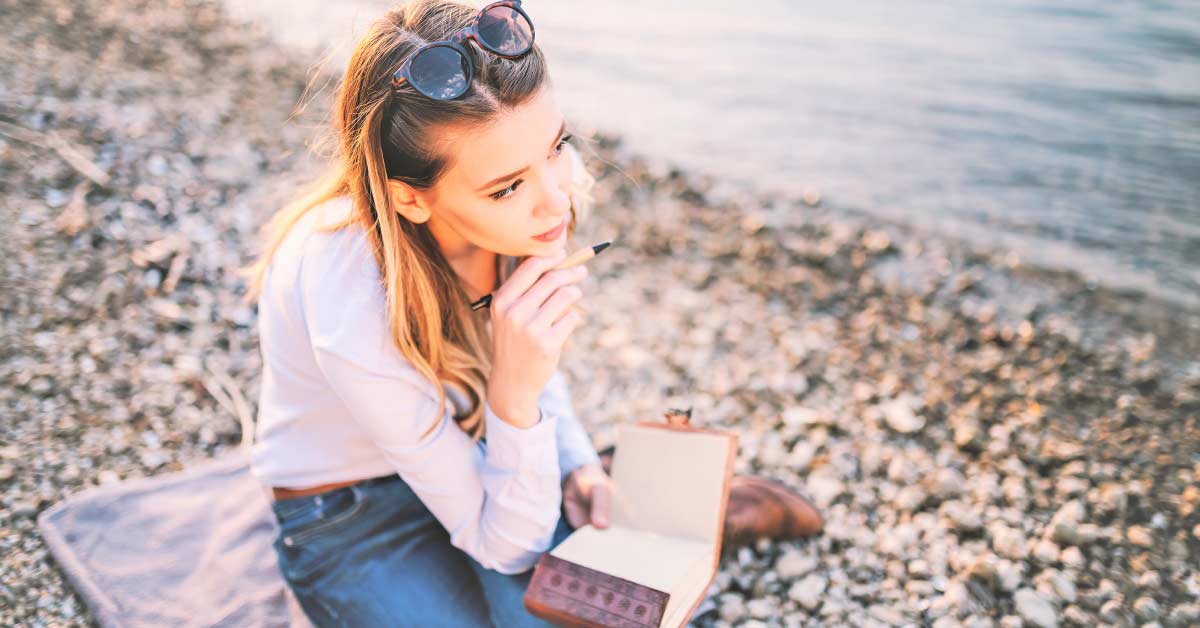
[249,195,600,574]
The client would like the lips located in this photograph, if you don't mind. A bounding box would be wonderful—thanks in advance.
[533,218,566,241]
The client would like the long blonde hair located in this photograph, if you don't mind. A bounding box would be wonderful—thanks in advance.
[238,0,596,443]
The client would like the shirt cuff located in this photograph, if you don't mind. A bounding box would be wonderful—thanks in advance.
[556,418,602,483]
[483,400,560,471]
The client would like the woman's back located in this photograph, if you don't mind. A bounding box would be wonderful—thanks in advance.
[251,195,417,489]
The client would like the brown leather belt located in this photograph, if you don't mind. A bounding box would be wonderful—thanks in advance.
[271,477,363,502]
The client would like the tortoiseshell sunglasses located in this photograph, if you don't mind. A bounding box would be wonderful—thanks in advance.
[390,0,535,101]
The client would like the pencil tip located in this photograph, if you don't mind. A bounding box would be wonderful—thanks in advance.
[592,241,612,255]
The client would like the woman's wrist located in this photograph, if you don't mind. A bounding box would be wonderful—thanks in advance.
[487,395,540,429]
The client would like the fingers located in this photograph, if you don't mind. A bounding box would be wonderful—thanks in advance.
[545,306,586,346]
[489,251,567,311]
[562,485,589,529]
[563,500,588,530]
[508,265,587,323]
[527,283,584,330]
[590,479,610,528]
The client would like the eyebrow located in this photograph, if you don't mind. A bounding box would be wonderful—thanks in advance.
[475,119,567,193]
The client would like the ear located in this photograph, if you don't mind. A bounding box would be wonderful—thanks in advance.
[386,178,431,224]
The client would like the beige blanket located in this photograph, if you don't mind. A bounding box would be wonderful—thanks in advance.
[37,448,313,627]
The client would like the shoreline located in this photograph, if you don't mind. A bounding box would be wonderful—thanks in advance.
[2,1,1197,626]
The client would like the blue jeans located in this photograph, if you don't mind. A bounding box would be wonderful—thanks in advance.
[269,472,576,627]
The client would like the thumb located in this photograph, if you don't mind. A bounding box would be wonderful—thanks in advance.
[590,480,610,528]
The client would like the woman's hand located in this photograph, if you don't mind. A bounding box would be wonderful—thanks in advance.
[486,250,588,427]
[561,462,613,529]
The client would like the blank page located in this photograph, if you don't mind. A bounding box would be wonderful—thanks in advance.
[549,524,713,593]
[608,424,733,544]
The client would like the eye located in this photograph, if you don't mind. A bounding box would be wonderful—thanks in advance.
[489,181,519,201]
[555,134,574,154]
[487,134,574,202]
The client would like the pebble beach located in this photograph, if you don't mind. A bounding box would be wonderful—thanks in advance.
[2,1,1198,627]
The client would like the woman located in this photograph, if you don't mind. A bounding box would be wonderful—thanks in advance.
[240,1,821,625]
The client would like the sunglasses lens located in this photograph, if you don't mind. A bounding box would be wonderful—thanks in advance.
[477,6,533,55]
[409,45,470,100]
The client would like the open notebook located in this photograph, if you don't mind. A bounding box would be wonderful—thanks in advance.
[524,412,738,627]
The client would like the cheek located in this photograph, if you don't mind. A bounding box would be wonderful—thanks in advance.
[556,155,575,187]
[463,203,526,242]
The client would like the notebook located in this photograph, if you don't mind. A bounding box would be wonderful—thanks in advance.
[524,410,738,627]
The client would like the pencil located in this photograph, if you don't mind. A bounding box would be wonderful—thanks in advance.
[470,240,612,311]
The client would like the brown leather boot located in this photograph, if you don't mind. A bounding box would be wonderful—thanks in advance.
[595,445,823,552]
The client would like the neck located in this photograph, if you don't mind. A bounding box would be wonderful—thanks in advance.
[429,221,496,302]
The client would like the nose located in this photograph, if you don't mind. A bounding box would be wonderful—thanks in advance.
[535,166,572,219]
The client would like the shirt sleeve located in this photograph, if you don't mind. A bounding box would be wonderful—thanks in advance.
[540,368,602,484]
[297,230,563,575]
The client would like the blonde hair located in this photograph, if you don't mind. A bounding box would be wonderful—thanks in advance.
[238,0,596,443]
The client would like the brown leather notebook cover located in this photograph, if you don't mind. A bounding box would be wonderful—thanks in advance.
[523,409,738,627]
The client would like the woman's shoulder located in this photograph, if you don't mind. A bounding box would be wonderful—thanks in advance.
[292,196,378,283]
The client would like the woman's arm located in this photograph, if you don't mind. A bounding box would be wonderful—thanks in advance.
[298,232,562,575]
[539,368,602,485]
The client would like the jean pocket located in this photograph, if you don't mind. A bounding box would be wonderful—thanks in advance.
[277,484,366,545]
[273,484,367,587]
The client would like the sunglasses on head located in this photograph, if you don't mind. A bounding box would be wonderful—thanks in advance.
[390,0,535,101]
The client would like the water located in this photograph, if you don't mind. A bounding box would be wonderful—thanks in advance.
[227,0,1200,308]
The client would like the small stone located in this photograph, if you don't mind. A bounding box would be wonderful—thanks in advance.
[1003,475,1030,508]
[894,485,928,512]
[98,469,121,484]
[880,396,925,433]
[806,473,844,508]
[997,560,1023,593]
[927,467,966,500]
[1074,523,1103,545]
[1032,539,1059,565]
[1094,483,1127,514]
[954,418,983,450]
[11,500,38,518]
[1046,500,1085,545]
[1062,605,1091,626]
[1059,547,1085,570]
[147,297,184,321]
[782,406,823,427]
[718,592,747,623]
[1055,476,1089,498]
[788,441,817,472]
[991,523,1030,561]
[1132,596,1160,621]
[1127,525,1153,548]
[1098,599,1125,624]
[1014,588,1059,628]
[774,549,818,579]
[868,604,905,626]
[746,597,777,619]
[1167,603,1200,625]
[1045,570,1076,604]
[788,574,827,611]
[908,559,932,578]
[1137,570,1161,589]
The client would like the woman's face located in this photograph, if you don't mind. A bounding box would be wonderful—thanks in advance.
[388,85,575,259]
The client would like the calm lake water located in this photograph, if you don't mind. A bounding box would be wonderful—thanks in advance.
[227,0,1200,308]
